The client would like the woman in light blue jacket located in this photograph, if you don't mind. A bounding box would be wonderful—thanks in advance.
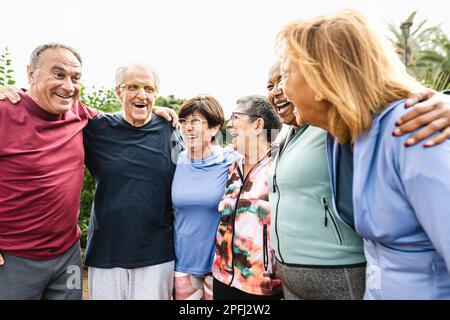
[277,10,450,299]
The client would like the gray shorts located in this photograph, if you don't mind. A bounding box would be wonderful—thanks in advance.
[276,260,366,300]
[88,260,174,300]
[0,241,83,300]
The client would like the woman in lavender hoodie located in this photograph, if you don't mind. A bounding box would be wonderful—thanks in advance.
[278,10,450,299]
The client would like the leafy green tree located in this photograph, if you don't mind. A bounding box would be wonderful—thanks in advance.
[156,94,184,113]
[388,11,450,90]
[0,47,15,86]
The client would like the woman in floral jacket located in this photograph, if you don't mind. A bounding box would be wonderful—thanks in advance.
[212,95,283,300]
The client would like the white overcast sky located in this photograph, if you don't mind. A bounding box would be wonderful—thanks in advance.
[1,0,449,115]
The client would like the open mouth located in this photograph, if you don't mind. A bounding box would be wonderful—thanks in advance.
[133,102,147,109]
[54,92,72,99]
[275,101,291,115]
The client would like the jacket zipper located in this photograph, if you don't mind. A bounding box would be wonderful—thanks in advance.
[271,126,307,265]
[273,174,285,264]
[323,198,343,245]
[263,224,269,277]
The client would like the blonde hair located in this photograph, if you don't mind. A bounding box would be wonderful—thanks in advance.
[277,10,422,143]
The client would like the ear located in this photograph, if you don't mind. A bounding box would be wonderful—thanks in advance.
[114,86,123,102]
[254,118,265,135]
[27,65,35,85]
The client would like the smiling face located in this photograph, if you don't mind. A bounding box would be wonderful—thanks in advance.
[279,56,329,129]
[180,110,219,155]
[115,67,156,127]
[267,61,298,126]
[27,48,82,115]
[226,106,259,155]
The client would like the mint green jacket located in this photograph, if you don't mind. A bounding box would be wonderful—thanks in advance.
[269,126,365,266]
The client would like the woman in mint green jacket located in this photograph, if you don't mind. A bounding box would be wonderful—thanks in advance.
[267,61,365,299]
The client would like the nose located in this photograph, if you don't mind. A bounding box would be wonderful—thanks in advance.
[226,119,233,129]
[273,83,283,97]
[137,87,148,99]
[61,76,75,94]
[184,120,195,130]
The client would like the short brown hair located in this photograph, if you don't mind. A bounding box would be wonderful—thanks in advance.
[178,95,225,142]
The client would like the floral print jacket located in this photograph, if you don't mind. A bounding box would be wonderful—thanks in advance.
[212,151,282,296]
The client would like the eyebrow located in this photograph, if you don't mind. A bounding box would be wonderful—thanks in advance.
[50,66,81,77]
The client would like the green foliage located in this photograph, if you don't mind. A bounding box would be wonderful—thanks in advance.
[79,86,122,113]
[79,169,94,248]
[0,47,16,86]
[388,11,450,91]
[419,69,450,92]
[155,95,185,113]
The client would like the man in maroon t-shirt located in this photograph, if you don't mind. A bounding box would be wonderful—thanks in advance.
[0,43,98,300]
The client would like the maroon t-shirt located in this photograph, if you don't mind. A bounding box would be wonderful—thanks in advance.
[0,91,98,260]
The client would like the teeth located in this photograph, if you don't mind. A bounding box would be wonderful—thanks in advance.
[55,93,71,99]
[276,101,290,108]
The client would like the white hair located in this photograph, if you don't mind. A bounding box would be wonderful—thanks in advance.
[115,64,160,90]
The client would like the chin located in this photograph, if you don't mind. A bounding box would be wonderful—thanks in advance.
[281,114,293,123]
[132,114,150,122]
[188,142,198,151]
[54,105,72,114]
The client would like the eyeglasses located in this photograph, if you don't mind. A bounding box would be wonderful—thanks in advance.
[119,83,158,94]
[179,117,207,128]
[228,111,260,125]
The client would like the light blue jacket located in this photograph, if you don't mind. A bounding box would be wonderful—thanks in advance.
[351,99,450,299]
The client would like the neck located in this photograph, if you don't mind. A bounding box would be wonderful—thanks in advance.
[244,138,270,165]
[122,111,152,127]
[188,144,213,160]
[26,90,59,115]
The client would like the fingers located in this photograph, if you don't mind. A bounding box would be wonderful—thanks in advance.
[154,106,179,128]
[0,253,4,266]
[153,106,172,122]
[405,89,436,107]
[405,119,448,147]
[169,110,179,128]
[394,108,444,136]
[0,87,21,104]
[396,101,435,126]
[424,127,450,148]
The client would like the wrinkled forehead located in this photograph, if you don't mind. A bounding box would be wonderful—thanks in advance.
[268,61,282,81]
[38,48,82,71]
[123,67,155,85]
